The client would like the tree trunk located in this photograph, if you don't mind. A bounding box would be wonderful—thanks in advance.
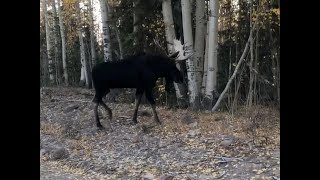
[43,0,55,84]
[108,3,123,60]
[201,24,209,98]
[52,0,61,85]
[115,28,123,59]
[133,0,144,53]
[254,28,259,105]
[203,0,219,110]
[194,0,206,93]
[227,39,232,108]
[99,0,112,62]
[162,0,188,108]
[76,0,90,88]
[181,0,200,110]
[57,0,69,86]
[246,0,254,108]
[268,0,280,105]
[88,0,97,66]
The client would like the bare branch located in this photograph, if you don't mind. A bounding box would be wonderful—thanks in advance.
[212,23,257,112]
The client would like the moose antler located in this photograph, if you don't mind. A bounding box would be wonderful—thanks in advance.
[153,38,193,61]
[173,39,193,61]
[153,38,168,55]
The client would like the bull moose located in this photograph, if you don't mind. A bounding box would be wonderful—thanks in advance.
[91,51,189,128]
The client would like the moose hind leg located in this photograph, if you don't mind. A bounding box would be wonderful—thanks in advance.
[145,89,161,124]
[100,101,113,120]
[133,88,144,124]
[94,102,103,128]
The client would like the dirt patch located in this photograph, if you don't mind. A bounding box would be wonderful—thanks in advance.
[40,87,280,179]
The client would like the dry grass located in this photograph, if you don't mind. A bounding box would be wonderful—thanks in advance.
[154,105,279,145]
[40,122,64,136]
[40,87,280,180]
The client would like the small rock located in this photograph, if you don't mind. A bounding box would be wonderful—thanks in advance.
[220,138,234,147]
[141,173,154,180]
[198,174,213,180]
[40,148,46,156]
[159,175,174,180]
[203,139,215,144]
[51,147,68,160]
[64,104,79,113]
[188,121,198,128]
[188,129,201,137]
[272,176,280,180]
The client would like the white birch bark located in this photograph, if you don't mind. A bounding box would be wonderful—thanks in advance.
[204,0,219,108]
[99,0,112,61]
[162,0,188,107]
[194,0,206,91]
[43,0,55,84]
[57,0,69,85]
[88,0,97,66]
[202,24,209,96]
[76,0,89,87]
[181,0,200,109]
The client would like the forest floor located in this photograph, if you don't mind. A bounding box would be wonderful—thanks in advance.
[40,87,280,180]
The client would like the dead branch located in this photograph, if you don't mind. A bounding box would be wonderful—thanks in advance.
[212,23,257,112]
[214,156,243,162]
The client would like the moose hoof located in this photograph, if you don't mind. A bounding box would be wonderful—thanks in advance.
[155,119,162,125]
[132,119,138,124]
[97,123,104,129]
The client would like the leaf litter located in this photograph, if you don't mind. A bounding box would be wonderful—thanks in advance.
[40,87,280,180]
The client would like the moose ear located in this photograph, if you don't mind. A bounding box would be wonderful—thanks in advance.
[168,51,180,59]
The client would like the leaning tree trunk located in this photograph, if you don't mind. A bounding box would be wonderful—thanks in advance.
[115,27,124,59]
[57,0,69,86]
[212,23,257,112]
[194,0,206,95]
[76,0,90,88]
[99,0,112,62]
[43,0,55,85]
[52,0,61,85]
[203,0,219,110]
[181,0,201,110]
[162,0,188,108]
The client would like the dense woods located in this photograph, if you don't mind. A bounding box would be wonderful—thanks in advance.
[40,1,280,178]
[40,0,280,112]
